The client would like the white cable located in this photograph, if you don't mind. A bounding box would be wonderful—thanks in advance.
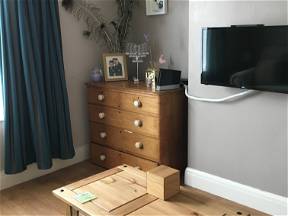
[184,85,255,103]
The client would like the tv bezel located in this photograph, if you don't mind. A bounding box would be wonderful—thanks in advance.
[201,25,288,94]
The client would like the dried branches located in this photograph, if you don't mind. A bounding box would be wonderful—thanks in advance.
[62,0,135,52]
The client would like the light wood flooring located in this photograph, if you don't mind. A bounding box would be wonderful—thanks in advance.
[0,161,267,215]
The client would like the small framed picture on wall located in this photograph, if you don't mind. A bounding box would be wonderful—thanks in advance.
[146,0,167,16]
[103,53,128,82]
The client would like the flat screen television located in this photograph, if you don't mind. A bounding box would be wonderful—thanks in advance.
[201,25,288,94]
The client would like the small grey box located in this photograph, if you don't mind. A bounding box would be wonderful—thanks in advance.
[156,69,181,91]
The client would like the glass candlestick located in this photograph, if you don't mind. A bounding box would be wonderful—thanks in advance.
[126,43,149,84]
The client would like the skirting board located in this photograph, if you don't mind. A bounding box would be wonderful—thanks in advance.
[185,167,287,215]
[0,144,89,191]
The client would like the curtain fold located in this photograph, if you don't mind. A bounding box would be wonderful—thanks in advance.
[0,0,75,174]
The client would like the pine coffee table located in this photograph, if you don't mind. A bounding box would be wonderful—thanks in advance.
[53,165,265,216]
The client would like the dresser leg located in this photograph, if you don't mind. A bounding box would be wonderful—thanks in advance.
[66,205,79,216]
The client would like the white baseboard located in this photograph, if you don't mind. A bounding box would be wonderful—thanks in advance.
[185,167,287,215]
[0,144,89,191]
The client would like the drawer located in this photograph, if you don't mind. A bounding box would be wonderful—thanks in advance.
[87,87,159,115]
[90,123,160,161]
[119,93,159,115]
[87,87,120,108]
[88,105,159,138]
[91,144,158,171]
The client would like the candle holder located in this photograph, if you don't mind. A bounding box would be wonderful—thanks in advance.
[125,43,149,84]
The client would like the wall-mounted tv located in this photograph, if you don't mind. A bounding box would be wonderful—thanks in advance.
[201,25,288,94]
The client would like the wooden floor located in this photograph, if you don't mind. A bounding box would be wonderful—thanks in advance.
[0,161,267,216]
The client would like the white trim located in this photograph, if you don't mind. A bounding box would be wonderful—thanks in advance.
[185,167,288,215]
[0,144,89,191]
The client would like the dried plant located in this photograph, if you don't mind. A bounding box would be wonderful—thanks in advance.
[62,0,135,52]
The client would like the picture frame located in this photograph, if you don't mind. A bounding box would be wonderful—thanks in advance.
[146,0,167,16]
[103,53,128,82]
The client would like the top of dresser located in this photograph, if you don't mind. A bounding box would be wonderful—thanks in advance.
[86,81,183,96]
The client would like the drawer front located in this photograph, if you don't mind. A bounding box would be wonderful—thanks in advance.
[87,87,120,108]
[120,93,159,115]
[90,123,160,161]
[88,105,159,138]
[91,144,158,171]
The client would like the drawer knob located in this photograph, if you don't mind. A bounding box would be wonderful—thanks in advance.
[98,112,105,119]
[135,142,144,149]
[99,154,106,161]
[134,119,143,127]
[133,100,142,108]
[99,132,107,139]
[98,94,105,101]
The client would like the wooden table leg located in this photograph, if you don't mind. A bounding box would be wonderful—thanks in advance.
[66,205,79,216]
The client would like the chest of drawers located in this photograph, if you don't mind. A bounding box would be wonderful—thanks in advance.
[87,81,187,172]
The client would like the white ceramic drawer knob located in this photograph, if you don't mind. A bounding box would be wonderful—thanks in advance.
[99,132,107,139]
[98,112,105,119]
[99,154,106,161]
[98,94,105,101]
[134,119,142,127]
[133,100,142,108]
[135,142,144,149]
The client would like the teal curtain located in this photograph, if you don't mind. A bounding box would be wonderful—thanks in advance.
[0,0,75,174]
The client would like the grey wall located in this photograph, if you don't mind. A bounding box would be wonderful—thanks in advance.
[128,0,189,79]
[60,0,117,149]
[188,1,288,197]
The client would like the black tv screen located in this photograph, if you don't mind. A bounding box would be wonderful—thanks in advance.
[201,25,288,94]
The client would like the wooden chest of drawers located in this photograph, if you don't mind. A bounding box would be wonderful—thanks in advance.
[87,81,187,172]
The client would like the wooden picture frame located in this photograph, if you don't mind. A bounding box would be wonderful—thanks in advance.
[146,0,167,16]
[103,53,128,82]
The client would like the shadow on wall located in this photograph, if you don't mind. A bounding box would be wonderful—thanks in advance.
[127,0,189,80]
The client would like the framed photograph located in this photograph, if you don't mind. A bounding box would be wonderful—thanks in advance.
[146,0,167,16]
[103,53,128,82]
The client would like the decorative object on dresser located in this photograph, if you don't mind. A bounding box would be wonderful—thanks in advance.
[143,33,169,90]
[90,66,103,82]
[125,42,149,84]
[103,53,128,81]
[86,81,187,173]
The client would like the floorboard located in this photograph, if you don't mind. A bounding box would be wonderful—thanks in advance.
[0,161,104,215]
[0,161,267,215]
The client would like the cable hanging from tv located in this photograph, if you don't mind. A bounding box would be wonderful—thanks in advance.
[184,85,256,103]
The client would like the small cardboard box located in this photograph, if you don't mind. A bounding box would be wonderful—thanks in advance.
[147,165,180,200]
